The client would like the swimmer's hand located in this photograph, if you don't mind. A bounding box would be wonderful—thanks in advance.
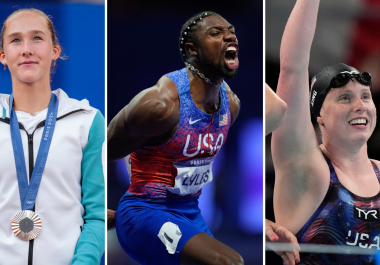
[107,209,116,230]
[265,219,301,265]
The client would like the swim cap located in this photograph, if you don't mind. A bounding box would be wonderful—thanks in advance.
[309,63,363,119]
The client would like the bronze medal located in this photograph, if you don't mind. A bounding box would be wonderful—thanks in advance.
[12,210,42,241]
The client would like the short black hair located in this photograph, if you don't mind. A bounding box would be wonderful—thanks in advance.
[179,11,220,62]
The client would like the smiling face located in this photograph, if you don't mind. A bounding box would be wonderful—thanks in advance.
[193,15,239,78]
[318,79,377,144]
[0,11,60,84]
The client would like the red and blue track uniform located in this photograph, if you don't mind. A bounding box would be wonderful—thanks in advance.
[116,68,231,265]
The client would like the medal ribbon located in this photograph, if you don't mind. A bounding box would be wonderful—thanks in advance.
[10,93,59,211]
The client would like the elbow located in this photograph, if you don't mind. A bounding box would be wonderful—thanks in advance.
[279,54,310,75]
[279,62,303,75]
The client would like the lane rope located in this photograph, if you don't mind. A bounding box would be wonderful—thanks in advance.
[266,242,378,255]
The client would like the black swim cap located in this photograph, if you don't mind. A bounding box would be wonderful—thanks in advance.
[309,63,361,119]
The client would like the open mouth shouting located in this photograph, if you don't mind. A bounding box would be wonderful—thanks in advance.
[224,43,239,70]
[348,118,368,128]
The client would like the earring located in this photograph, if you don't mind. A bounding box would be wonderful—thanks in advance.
[4,64,6,71]
[53,60,56,67]
[317,117,324,126]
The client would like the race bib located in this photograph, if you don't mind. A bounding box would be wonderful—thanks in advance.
[167,156,215,195]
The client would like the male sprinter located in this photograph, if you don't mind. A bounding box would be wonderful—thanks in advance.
[108,11,243,265]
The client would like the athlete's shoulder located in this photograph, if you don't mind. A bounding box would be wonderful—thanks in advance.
[125,76,180,137]
[107,76,180,160]
[224,81,240,125]
[128,76,178,119]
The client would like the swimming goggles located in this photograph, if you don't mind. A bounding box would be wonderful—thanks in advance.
[330,71,372,88]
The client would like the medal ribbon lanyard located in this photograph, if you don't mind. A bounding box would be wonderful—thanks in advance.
[10,93,59,211]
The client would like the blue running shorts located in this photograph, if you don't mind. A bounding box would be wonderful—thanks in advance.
[115,194,213,265]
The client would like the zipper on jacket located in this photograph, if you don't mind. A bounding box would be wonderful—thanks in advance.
[28,133,34,180]
[26,130,34,265]
[0,109,85,265]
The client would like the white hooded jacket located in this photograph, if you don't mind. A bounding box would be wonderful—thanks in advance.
[0,89,105,265]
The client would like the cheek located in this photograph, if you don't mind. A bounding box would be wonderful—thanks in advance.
[35,44,53,60]
[325,104,345,126]
[3,46,18,61]
[365,100,376,113]
[369,104,377,121]
[324,102,339,117]
[204,41,220,55]
[369,102,376,112]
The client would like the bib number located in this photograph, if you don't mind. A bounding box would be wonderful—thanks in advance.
[167,157,215,195]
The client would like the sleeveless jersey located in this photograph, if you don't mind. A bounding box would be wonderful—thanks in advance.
[125,68,231,200]
[296,154,380,264]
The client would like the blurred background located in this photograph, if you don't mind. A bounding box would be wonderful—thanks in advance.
[266,0,380,263]
[0,0,105,264]
[0,0,105,115]
[107,0,263,264]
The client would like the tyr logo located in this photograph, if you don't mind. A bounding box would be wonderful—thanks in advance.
[355,207,378,221]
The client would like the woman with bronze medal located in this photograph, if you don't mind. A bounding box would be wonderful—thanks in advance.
[0,8,105,265]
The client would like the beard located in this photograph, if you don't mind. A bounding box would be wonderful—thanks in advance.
[201,54,238,79]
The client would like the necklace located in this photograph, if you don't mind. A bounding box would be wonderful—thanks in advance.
[185,62,223,88]
[13,102,47,117]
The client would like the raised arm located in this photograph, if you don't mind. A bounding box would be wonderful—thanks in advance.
[273,0,321,164]
[272,0,330,233]
[107,77,179,162]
